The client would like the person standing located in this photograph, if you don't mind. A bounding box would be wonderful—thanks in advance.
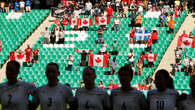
[66,55,74,71]
[114,16,120,31]
[109,57,117,75]
[25,0,31,12]
[42,27,50,44]
[111,66,147,110]
[31,63,75,110]
[20,0,25,13]
[75,67,111,110]
[32,47,39,63]
[25,45,32,64]
[0,61,36,110]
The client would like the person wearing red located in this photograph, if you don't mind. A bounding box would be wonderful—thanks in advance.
[98,80,104,90]
[177,30,188,47]
[32,47,39,63]
[146,36,152,51]
[25,45,32,64]
[108,80,115,90]
[129,27,135,44]
[107,6,113,17]
[137,58,143,75]
[151,28,158,44]
[16,50,25,66]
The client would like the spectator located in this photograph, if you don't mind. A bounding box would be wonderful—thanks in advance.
[77,50,88,66]
[115,0,121,12]
[144,75,154,89]
[32,47,39,63]
[25,0,31,12]
[129,1,136,11]
[183,55,189,74]
[66,55,74,71]
[20,0,25,13]
[57,28,64,44]
[135,13,142,27]
[0,39,1,52]
[175,54,182,72]
[129,27,135,43]
[123,4,128,17]
[108,80,115,89]
[147,51,155,67]
[25,45,32,65]
[96,26,104,44]
[85,0,92,15]
[107,5,113,17]
[98,80,104,89]
[111,40,120,56]
[175,47,182,57]
[168,16,175,33]
[159,11,166,26]
[100,43,107,54]
[50,29,56,44]
[188,58,193,76]
[42,27,50,44]
[151,28,158,43]
[146,35,152,51]
[140,51,146,66]
[4,0,10,13]
[14,0,20,12]
[0,1,5,12]
[128,49,135,67]
[109,57,117,75]
[113,16,120,31]
[130,11,136,27]
[137,58,143,75]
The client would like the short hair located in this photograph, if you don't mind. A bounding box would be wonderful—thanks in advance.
[83,67,95,75]
[7,61,20,71]
[155,69,170,80]
[118,66,133,78]
[46,62,59,71]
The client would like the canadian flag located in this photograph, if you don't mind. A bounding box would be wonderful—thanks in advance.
[62,0,75,6]
[10,52,25,61]
[146,53,157,62]
[181,37,195,48]
[79,18,93,27]
[95,17,110,25]
[69,18,79,26]
[174,7,179,18]
[54,18,60,25]
[88,54,109,67]
[74,49,93,53]
[61,18,69,26]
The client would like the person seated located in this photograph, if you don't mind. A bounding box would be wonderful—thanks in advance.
[151,28,158,44]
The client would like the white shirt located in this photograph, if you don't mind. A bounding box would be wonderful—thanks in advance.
[68,57,74,65]
[114,19,120,24]
[74,10,81,17]
[44,30,50,39]
[20,1,25,8]
[85,2,92,11]
[183,58,189,66]
[128,52,134,62]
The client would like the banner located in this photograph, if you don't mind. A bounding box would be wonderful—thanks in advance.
[88,54,109,67]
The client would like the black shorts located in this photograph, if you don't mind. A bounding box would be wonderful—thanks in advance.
[33,56,38,61]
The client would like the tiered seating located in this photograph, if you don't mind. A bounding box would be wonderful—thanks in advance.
[15,10,187,88]
[0,10,50,67]
[174,48,195,90]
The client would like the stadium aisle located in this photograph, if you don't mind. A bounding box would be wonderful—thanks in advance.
[0,14,55,82]
[155,13,195,75]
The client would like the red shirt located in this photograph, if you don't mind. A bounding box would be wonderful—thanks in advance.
[99,85,104,89]
[130,29,135,38]
[25,48,32,56]
[107,8,113,16]
[151,32,158,40]
[108,84,115,89]
[115,84,119,88]
[140,55,145,61]
[147,38,152,46]
[33,49,39,57]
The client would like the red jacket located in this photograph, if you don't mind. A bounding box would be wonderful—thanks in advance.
[151,32,158,40]
[107,8,113,16]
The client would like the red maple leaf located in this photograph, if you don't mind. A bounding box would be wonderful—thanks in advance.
[95,57,102,63]
[183,40,191,46]
[100,18,105,23]
[83,20,88,25]
[73,20,76,24]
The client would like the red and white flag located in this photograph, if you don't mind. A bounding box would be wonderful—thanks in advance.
[69,18,79,26]
[54,18,60,25]
[79,18,93,27]
[174,7,179,18]
[95,17,110,25]
[181,37,195,48]
[61,0,75,6]
[9,52,25,61]
[61,18,69,26]
[74,49,93,53]
[88,54,109,67]
[146,53,157,62]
